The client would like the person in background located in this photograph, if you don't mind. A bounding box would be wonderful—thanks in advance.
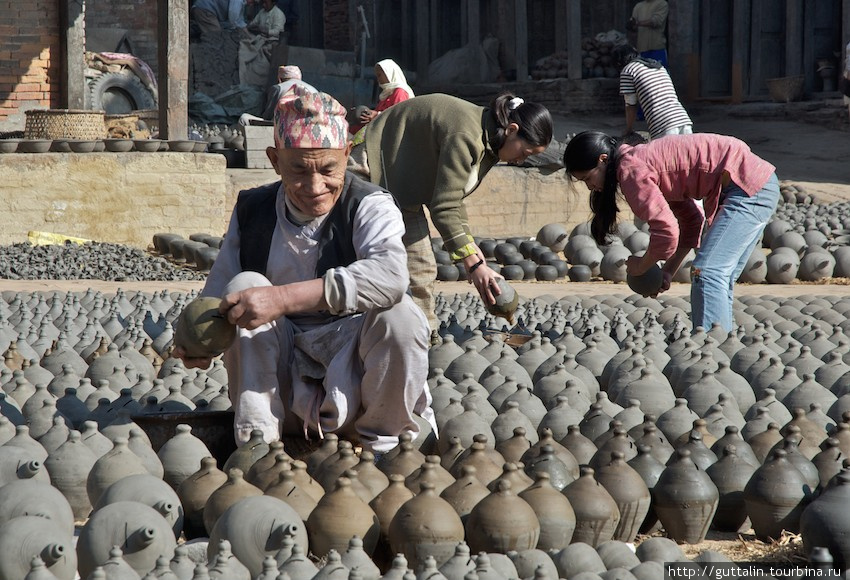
[175,85,433,452]
[238,65,316,125]
[349,59,415,136]
[361,92,553,337]
[613,44,692,139]
[563,131,779,333]
[191,0,247,37]
[628,0,669,67]
[247,0,285,39]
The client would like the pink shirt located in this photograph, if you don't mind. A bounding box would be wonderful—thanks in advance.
[617,134,775,261]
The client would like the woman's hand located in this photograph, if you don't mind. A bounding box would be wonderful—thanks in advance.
[626,255,651,276]
[463,252,501,305]
[359,109,378,124]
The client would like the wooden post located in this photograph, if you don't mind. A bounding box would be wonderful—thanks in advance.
[157,0,189,140]
[60,0,86,110]
[786,0,804,77]
[554,0,567,53]
[566,0,581,80]
[416,0,430,81]
[844,0,850,55]
[732,0,750,102]
[515,0,528,82]
[468,0,480,48]
[401,0,414,69]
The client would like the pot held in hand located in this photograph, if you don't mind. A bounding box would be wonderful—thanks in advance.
[627,263,663,297]
[486,279,519,323]
[175,296,236,358]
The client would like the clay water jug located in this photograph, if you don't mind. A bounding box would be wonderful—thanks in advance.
[341,536,381,580]
[311,549,349,580]
[78,420,114,458]
[627,444,666,533]
[438,543,475,580]
[559,425,598,466]
[207,538,251,580]
[495,427,532,464]
[279,544,319,579]
[800,470,850,569]
[307,477,380,557]
[265,469,318,521]
[202,468,263,534]
[465,480,540,552]
[157,424,213,490]
[744,449,808,541]
[94,473,184,538]
[811,438,844,488]
[5,424,48,462]
[389,481,465,568]
[222,429,269,474]
[0,478,74,534]
[710,426,759,468]
[439,401,497,454]
[653,449,718,544]
[550,542,607,579]
[518,471,576,550]
[405,456,455,496]
[86,436,149,506]
[177,457,227,539]
[655,399,699,444]
[369,473,415,541]
[748,422,784,464]
[594,451,651,543]
[127,428,165,479]
[561,466,620,547]
[449,441,503,487]
[317,444,361,492]
[207,495,306,578]
[43,430,97,520]
[705,445,757,532]
[439,465,490,523]
[76,501,176,578]
[96,545,144,580]
[0,515,77,580]
[522,444,574,491]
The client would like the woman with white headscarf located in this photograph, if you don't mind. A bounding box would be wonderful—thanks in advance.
[350,59,414,134]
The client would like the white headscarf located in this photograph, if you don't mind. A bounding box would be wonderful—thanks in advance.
[376,59,415,102]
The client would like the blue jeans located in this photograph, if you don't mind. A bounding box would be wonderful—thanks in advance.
[690,173,779,332]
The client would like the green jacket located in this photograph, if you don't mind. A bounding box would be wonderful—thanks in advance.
[364,93,499,253]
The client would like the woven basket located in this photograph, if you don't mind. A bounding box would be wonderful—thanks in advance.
[766,75,804,103]
[24,109,106,139]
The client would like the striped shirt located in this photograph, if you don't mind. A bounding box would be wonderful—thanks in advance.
[620,60,692,139]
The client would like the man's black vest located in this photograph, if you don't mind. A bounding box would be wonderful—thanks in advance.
[234,172,387,277]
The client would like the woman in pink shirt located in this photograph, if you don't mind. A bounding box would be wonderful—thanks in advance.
[563,131,779,332]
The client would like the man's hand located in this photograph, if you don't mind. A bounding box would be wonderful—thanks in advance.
[221,285,285,330]
[173,344,213,370]
[359,109,378,124]
[626,255,651,276]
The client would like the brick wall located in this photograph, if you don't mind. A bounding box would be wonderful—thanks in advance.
[323,0,351,52]
[0,153,229,247]
[0,0,61,131]
[85,0,159,77]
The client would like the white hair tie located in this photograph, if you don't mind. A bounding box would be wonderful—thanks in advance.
[508,97,524,111]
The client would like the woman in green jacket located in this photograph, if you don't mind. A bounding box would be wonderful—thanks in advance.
[363,92,553,333]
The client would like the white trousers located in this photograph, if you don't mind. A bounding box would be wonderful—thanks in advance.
[222,272,434,452]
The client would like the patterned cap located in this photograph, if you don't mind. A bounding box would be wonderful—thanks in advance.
[278,65,302,81]
[274,85,349,149]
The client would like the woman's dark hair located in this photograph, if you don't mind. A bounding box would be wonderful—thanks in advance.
[563,130,626,245]
[488,92,553,151]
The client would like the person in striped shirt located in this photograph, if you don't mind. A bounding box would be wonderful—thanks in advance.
[614,44,692,140]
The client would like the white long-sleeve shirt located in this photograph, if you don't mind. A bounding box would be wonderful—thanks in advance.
[203,178,410,327]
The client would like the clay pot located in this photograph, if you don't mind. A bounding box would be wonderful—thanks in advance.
[559,425,598,466]
[208,495,307,578]
[369,474,415,541]
[389,481,465,568]
[748,422,784,464]
[307,477,380,557]
[177,456,228,540]
[265,469,319,521]
[405,456,455,496]
[77,501,176,578]
[222,428,269,474]
[379,440,427,479]
[801,470,850,569]
[518,471,576,550]
[207,538,251,579]
[250,453,292,492]
[438,543,476,580]
[0,478,75,535]
[551,542,607,578]
[705,445,758,532]
[627,264,663,297]
[94,473,184,538]
[305,433,339,476]
[594,451,651,543]
[157,424,214,490]
[653,449,718,544]
[0,515,77,580]
[174,296,236,358]
[43,430,98,520]
[561,466,620,547]
[203,468,263,534]
[627,444,666,533]
[465,479,540,553]
[744,449,808,541]
[439,465,491,524]
[86,437,149,507]
[341,536,381,580]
